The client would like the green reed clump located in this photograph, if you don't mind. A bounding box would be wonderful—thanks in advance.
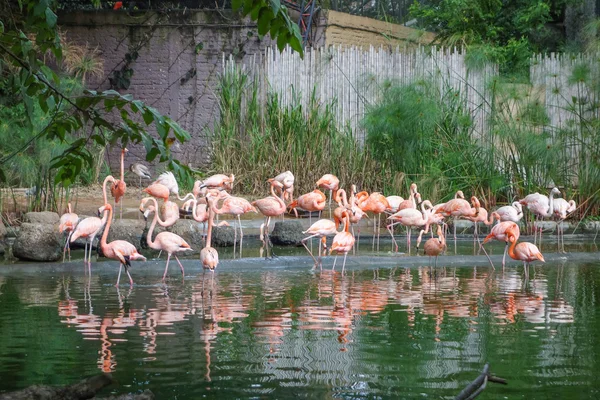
[363,79,508,203]
[210,67,383,195]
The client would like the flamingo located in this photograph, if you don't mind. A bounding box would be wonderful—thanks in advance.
[143,183,171,202]
[396,183,418,211]
[272,171,295,202]
[423,225,446,268]
[153,171,194,201]
[200,193,219,272]
[465,200,497,244]
[519,187,560,246]
[206,191,257,242]
[553,197,576,253]
[482,220,520,268]
[301,218,337,268]
[316,174,339,217]
[129,162,151,187]
[506,229,545,278]
[385,195,405,213]
[435,195,480,244]
[141,197,193,281]
[288,189,326,226]
[252,179,287,243]
[110,148,128,219]
[98,203,147,287]
[415,200,446,251]
[387,194,425,254]
[357,192,390,251]
[70,175,115,268]
[330,210,355,272]
[200,174,235,191]
[182,198,209,238]
[58,202,79,262]
[494,202,524,223]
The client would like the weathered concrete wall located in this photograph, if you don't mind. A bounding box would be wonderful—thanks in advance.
[59,9,429,177]
[323,10,434,49]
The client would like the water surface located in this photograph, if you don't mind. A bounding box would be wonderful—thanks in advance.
[1,256,599,399]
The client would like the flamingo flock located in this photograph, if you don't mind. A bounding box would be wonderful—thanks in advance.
[57,147,579,286]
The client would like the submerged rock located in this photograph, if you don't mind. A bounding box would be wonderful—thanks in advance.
[270,220,304,245]
[212,226,236,247]
[12,223,62,262]
[23,211,60,225]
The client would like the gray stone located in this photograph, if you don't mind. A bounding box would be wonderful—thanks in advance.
[583,221,600,233]
[13,223,62,262]
[212,226,236,247]
[23,211,60,225]
[270,220,304,245]
[106,219,147,250]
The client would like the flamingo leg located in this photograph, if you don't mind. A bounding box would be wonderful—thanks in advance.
[174,255,185,278]
[502,242,508,268]
[116,264,123,287]
[332,254,338,270]
[386,222,400,252]
[84,241,88,268]
[162,253,172,281]
[125,265,134,287]
[377,213,381,252]
[341,252,348,273]
[302,234,321,266]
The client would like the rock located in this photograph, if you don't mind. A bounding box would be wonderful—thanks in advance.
[212,226,236,247]
[0,242,5,256]
[106,219,147,250]
[23,211,60,225]
[270,220,304,245]
[583,221,600,233]
[12,223,62,262]
[170,220,205,249]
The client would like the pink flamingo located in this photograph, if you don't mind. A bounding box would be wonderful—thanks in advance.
[396,183,418,211]
[465,199,497,244]
[435,195,480,244]
[252,179,287,243]
[507,228,545,278]
[316,174,340,216]
[152,171,193,201]
[110,148,127,219]
[70,175,115,268]
[142,197,193,281]
[482,220,520,268]
[272,171,295,203]
[301,218,337,268]
[98,203,147,287]
[201,193,219,272]
[288,189,327,227]
[553,197,576,253]
[59,202,79,262]
[357,192,390,251]
[415,200,446,251]
[423,225,446,268]
[330,210,355,272]
[494,202,524,223]
[385,195,405,213]
[182,198,209,237]
[519,187,560,246]
[143,183,170,202]
[387,194,425,254]
[200,174,235,191]
[206,191,257,241]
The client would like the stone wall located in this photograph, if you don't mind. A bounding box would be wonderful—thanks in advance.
[59,9,427,178]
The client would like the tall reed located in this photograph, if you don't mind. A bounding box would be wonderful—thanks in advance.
[210,66,383,196]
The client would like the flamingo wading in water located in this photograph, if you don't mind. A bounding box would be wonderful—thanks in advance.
[329,210,355,273]
[110,148,128,219]
[141,197,193,281]
[98,203,147,287]
[506,229,545,278]
[59,202,79,262]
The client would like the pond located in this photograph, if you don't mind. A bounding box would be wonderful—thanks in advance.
[1,246,600,399]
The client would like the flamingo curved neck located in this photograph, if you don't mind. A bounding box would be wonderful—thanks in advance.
[206,199,216,247]
[145,198,161,249]
[119,150,125,181]
[547,190,556,216]
[100,205,113,249]
[269,185,286,208]
[102,176,115,204]
[508,238,517,259]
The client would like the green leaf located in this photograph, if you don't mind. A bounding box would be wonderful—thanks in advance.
[258,9,274,36]
[232,0,243,10]
[243,0,254,15]
[250,3,262,20]
[146,147,160,162]
[269,0,281,15]
[288,33,303,55]
[269,18,283,37]
[276,31,288,52]
[45,8,57,28]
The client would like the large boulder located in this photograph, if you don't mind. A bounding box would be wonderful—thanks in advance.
[106,219,147,250]
[13,223,62,262]
[0,218,6,241]
[23,211,60,225]
[270,220,304,245]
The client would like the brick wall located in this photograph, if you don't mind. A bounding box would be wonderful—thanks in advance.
[59,9,428,179]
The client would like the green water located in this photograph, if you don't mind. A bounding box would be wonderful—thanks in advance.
[0,258,599,399]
